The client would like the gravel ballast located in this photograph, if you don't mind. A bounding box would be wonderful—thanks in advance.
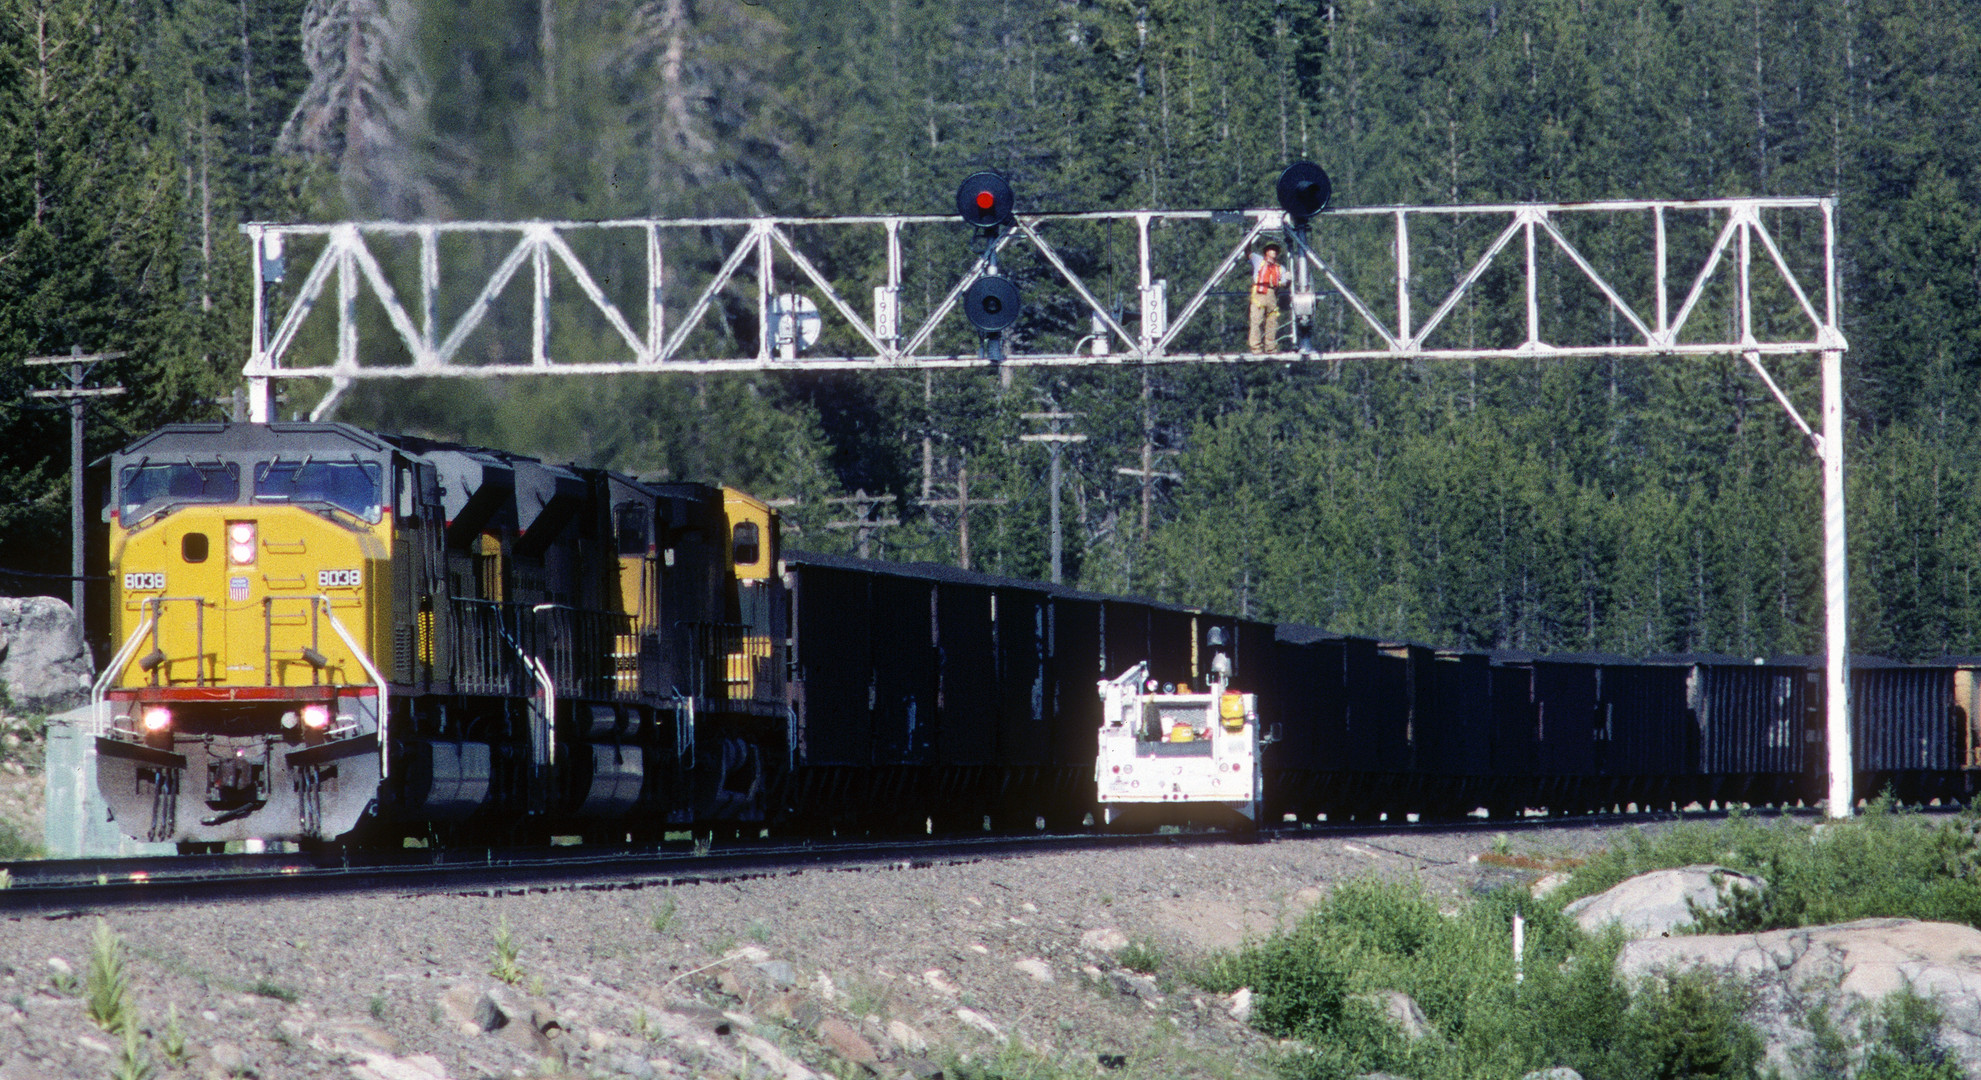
[0,824,1631,1080]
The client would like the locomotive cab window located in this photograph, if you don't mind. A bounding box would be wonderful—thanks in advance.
[118,462,239,521]
[732,521,760,566]
[616,505,650,556]
[254,459,384,522]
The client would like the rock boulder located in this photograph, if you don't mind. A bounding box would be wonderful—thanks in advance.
[0,597,91,711]
[1367,990,1436,1041]
[1618,917,1981,1077]
[1563,865,1765,938]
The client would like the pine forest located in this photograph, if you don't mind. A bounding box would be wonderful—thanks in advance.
[2,0,1979,663]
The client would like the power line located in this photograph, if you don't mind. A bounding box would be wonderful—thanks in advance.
[1019,412,1086,585]
[21,348,126,616]
[822,490,899,560]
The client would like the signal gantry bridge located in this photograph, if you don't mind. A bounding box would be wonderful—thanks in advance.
[243,195,1841,409]
[239,176,1852,818]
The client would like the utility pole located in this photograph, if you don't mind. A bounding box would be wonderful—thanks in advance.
[1020,412,1086,585]
[916,458,1008,570]
[823,490,899,559]
[921,371,936,502]
[24,348,126,620]
[1117,373,1180,541]
[1115,453,1181,540]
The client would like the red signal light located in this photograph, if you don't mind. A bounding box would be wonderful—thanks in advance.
[955,172,1014,228]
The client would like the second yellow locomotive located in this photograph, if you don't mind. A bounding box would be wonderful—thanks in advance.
[94,422,784,847]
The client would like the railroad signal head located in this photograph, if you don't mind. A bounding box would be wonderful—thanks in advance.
[963,275,1021,333]
[1275,161,1332,223]
[956,172,1016,229]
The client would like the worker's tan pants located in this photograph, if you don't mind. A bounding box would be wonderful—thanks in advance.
[1248,292,1282,354]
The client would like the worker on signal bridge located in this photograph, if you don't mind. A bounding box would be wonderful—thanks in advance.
[1248,241,1286,355]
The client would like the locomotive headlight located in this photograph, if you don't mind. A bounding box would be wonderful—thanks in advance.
[141,707,172,732]
[300,704,330,729]
[227,521,257,564]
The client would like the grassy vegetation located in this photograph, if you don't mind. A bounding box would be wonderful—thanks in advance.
[248,979,299,1003]
[0,816,37,860]
[1556,799,1981,933]
[110,1021,153,1080]
[944,1026,1262,1080]
[0,710,46,863]
[1116,939,1165,976]
[491,915,525,985]
[82,919,160,1080]
[160,1004,189,1066]
[1197,804,1981,1080]
[1196,880,1733,1080]
[650,895,678,933]
[86,919,135,1033]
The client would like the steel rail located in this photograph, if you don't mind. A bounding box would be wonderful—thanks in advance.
[0,805,1861,914]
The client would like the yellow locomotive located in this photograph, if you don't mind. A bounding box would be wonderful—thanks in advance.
[94,422,784,847]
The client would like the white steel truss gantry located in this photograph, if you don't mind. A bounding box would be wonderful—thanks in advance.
[240,196,1854,816]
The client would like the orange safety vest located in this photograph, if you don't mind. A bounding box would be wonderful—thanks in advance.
[1253,258,1283,294]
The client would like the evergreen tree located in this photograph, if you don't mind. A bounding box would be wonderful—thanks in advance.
[0,0,223,579]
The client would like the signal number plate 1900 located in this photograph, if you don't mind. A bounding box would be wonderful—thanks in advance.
[317,568,362,589]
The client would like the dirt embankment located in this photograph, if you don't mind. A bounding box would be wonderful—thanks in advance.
[0,825,1621,1080]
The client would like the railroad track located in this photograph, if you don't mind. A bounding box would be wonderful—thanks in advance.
[0,807,1814,915]
[0,831,1251,915]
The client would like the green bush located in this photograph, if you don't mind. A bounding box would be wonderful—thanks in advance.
[1200,878,1770,1080]
[1207,805,1981,1080]
[1858,990,1965,1080]
[1604,968,1762,1080]
[1556,800,1981,933]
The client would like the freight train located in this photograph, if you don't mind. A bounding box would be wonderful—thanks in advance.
[88,423,1981,850]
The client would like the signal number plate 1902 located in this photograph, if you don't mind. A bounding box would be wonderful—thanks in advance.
[122,572,165,591]
[317,568,362,589]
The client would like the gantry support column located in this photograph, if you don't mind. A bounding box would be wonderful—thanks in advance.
[1822,345,1852,817]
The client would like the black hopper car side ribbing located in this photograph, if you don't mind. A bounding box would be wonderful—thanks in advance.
[789,557,1981,827]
